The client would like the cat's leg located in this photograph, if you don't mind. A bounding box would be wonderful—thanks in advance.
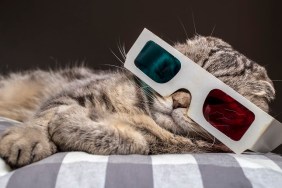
[0,99,148,167]
[0,125,57,168]
[47,105,209,156]
[0,108,59,168]
[0,100,228,169]
[48,105,149,155]
[48,106,216,156]
[116,113,231,154]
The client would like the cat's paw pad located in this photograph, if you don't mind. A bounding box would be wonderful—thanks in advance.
[0,126,56,168]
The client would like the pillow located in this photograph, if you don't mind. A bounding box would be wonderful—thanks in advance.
[0,117,282,188]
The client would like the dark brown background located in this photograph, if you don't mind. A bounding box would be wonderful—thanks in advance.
[0,0,282,151]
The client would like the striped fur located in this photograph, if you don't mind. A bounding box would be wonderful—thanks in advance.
[0,36,275,168]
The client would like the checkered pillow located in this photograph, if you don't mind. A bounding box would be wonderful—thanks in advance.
[1,117,282,188]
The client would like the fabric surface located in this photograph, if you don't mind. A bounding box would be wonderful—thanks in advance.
[1,117,282,188]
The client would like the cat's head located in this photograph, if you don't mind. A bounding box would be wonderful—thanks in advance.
[149,35,275,140]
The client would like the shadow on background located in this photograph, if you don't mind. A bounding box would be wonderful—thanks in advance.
[0,0,281,151]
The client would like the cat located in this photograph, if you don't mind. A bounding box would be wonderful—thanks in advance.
[0,35,275,168]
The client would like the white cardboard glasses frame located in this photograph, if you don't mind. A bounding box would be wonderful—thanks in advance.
[124,28,282,154]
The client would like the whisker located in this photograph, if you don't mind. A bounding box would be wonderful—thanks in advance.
[191,11,198,35]
[122,44,127,58]
[117,39,126,60]
[165,37,175,44]
[196,128,214,141]
[109,49,124,65]
[209,135,216,146]
[177,17,189,39]
[272,109,282,119]
[120,40,127,59]
[272,80,282,82]
[134,80,156,100]
[137,86,155,100]
[101,64,126,71]
[140,91,155,101]
[210,24,216,36]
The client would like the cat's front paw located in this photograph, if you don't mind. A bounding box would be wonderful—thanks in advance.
[0,126,57,168]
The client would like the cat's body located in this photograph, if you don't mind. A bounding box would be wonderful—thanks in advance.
[0,36,275,168]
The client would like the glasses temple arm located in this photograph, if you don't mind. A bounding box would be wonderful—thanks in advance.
[250,119,282,153]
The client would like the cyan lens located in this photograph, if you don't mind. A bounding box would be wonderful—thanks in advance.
[134,41,181,83]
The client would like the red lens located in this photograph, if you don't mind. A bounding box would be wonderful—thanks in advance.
[203,89,255,141]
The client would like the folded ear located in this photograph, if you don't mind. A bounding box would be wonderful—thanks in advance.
[247,79,275,112]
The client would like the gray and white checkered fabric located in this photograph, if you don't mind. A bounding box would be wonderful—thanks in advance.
[1,117,282,188]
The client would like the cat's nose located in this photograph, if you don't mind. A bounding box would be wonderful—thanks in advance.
[172,90,191,109]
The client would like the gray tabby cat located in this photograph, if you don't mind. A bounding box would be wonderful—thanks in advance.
[0,36,275,168]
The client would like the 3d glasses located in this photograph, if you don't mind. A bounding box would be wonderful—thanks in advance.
[124,28,282,154]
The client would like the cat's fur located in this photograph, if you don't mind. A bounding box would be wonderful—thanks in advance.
[0,36,275,168]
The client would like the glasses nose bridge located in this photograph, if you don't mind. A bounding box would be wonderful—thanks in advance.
[156,74,203,104]
[172,63,205,95]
